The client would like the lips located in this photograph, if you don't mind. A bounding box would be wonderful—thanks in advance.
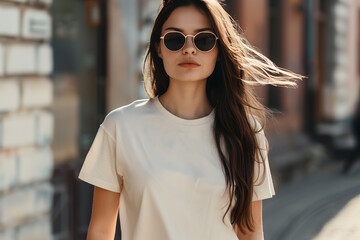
[178,59,200,68]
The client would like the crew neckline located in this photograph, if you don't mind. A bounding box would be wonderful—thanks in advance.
[151,96,215,126]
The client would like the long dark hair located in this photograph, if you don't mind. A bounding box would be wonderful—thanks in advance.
[143,0,303,233]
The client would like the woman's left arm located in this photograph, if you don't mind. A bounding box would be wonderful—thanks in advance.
[235,200,264,240]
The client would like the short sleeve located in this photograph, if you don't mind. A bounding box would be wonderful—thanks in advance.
[78,124,123,193]
[252,129,275,201]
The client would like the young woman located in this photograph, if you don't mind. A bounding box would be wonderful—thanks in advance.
[79,0,303,239]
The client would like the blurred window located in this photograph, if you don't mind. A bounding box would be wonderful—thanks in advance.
[50,1,82,164]
[49,0,107,239]
[358,10,360,76]
[267,0,282,111]
[50,0,106,164]
[223,0,234,17]
[316,0,327,121]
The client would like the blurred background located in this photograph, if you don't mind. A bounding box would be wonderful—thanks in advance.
[0,0,359,239]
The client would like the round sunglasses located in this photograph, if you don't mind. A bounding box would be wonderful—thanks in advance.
[160,31,219,52]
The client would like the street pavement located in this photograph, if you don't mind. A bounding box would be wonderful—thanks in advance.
[263,160,360,240]
[312,194,360,240]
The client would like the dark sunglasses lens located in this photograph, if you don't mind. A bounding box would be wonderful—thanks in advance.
[194,33,217,51]
[164,32,185,51]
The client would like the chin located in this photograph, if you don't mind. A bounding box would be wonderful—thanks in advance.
[170,73,212,82]
[174,77,209,82]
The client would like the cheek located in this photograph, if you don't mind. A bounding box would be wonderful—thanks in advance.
[161,54,175,73]
[204,51,218,71]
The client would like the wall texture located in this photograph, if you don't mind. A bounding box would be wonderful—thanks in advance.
[0,0,54,239]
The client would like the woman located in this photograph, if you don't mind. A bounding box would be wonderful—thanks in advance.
[79,0,303,239]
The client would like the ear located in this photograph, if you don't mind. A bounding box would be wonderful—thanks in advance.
[155,42,163,59]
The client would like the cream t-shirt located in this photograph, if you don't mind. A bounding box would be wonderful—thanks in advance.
[78,96,275,240]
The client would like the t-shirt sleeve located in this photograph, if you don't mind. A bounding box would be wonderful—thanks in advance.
[78,123,123,193]
[252,129,275,201]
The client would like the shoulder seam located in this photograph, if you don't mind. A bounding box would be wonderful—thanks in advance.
[100,124,116,143]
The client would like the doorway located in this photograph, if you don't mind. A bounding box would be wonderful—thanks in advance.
[49,0,107,239]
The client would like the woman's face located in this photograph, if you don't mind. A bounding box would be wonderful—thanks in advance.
[156,5,219,83]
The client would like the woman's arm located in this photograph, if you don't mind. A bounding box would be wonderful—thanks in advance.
[87,186,121,240]
[235,200,264,240]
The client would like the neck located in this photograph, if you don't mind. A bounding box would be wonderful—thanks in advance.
[158,78,213,120]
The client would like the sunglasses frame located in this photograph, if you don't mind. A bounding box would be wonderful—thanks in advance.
[160,31,219,52]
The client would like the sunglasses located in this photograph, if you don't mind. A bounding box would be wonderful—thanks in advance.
[160,31,219,52]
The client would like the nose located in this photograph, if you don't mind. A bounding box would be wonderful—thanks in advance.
[182,36,197,55]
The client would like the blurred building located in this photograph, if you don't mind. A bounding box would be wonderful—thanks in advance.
[0,0,54,239]
[315,0,360,154]
[234,0,360,182]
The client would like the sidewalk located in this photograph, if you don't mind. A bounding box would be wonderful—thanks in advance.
[263,161,360,240]
[312,194,360,240]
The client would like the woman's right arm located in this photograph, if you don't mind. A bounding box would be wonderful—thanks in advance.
[87,186,121,240]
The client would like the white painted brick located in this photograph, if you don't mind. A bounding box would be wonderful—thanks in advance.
[0,183,53,225]
[17,216,52,240]
[334,35,346,50]
[0,43,4,76]
[0,188,35,224]
[22,9,52,40]
[38,0,53,5]
[7,0,27,3]
[334,3,349,22]
[0,113,36,148]
[0,79,20,112]
[0,229,15,240]
[333,68,347,85]
[36,44,53,75]
[138,49,146,73]
[140,24,152,45]
[32,183,53,215]
[334,17,347,35]
[5,44,36,75]
[0,5,20,37]
[334,51,347,67]
[21,77,53,108]
[0,150,17,192]
[141,1,159,20]
[17,146,53,184]
[34,110,54,145]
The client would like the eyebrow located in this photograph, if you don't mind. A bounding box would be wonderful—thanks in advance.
[164,27,214,33]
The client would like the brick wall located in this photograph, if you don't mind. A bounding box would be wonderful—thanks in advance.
[323,0,354,120]
[0,0,54,239]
